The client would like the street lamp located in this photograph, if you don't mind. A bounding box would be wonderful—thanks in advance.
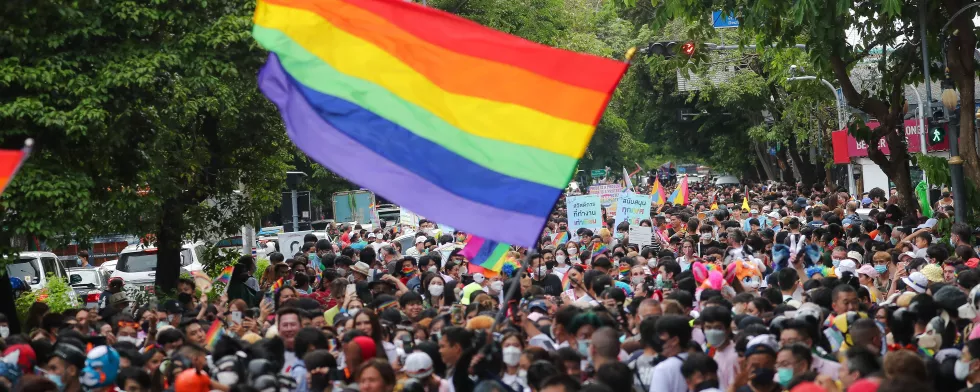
[786,72,856,196]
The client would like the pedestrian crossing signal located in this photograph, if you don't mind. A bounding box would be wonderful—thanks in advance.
[928,121,946,146]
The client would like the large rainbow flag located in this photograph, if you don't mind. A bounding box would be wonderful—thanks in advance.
[252,0,628,247]
[650,177,665,205]
[668,177,689,206]
[461,235,517,272]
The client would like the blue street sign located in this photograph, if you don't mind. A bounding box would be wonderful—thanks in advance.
[712,11,739,28]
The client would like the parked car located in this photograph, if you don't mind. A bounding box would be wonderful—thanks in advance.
[68,267,109,309]
[99,259,118,274]
[6,251,72,291]
[714,175,741,187]
[110,242,206,291]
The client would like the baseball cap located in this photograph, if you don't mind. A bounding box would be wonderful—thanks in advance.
[415,236,426,244]
[902,272,928,293]
[367,232,377,239]
[856,264,878,279]
[846,251,863,264]
[899,251,916,261]
[836,259,857,277]
[403,352,434,379]
[916,218,938,230]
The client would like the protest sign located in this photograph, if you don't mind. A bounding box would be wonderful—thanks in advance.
[629,225,652,247]
[614,192,652,228]
[566,195,602,233]
[279,231,313,256]
[588,184,623,218]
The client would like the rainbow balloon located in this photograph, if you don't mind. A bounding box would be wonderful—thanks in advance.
[252,0,627,247]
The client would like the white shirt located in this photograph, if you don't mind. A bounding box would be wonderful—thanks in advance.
[648,353,689,392]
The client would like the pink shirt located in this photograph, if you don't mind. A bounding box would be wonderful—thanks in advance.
[712,343,738,391]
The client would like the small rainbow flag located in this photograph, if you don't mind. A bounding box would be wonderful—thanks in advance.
[552,231,569,246]
[650,177,665,205]
[253,0,628,247]
[204,319,224,350]
[215,265,234,286]
[461,235,512,272]
[270,277,284,293]
[561,271,572,291]
[669,177,689,206]
[591,242,608,256]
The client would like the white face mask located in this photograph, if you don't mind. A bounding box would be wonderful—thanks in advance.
[556,255,566,265]
[567,248,577,256]
[117,336,141,346]
[502,346,522,367]
[647,259,657,269]
[631,276,644,285]
[348,308,361,317]
[0,326,9,338]
[490,281,504,293]
[956,359,974,381]
[429,284,445,297]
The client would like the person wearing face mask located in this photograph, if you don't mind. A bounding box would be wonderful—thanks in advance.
[423,275,454,310]
[529,254,563,296]
[648,315,692,392]
[499,333,529,391]
[955,338,980,387]
[0,314,10,339]
[44,339,86,392]
[732,335,780,392]
[696,228,721,257]
[680,353,722,392]
[775,345,812,389]
[553,249,571,277]
[566,242,582,265]
[700,307,736,391]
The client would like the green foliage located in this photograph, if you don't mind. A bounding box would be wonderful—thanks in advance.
[16,276,75,330]
[254,257,270,284]
[916,154,980,222]
[1,0,293,286]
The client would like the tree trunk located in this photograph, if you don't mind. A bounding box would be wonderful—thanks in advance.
[943,0,980,193]
[754,143,776,180]
[789,137,817,186]
[154,199,186,295]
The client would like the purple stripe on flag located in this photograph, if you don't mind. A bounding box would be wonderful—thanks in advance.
[258,54,544,246]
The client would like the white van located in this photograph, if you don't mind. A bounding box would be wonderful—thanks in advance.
[110,242,206,288]
[6,251,73,291]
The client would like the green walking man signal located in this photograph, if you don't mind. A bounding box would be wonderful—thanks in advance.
[928,120,946,146]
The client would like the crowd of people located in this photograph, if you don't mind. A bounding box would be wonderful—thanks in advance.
[0,181,978,392]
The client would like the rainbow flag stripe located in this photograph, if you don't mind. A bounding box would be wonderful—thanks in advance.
[561,271,572,291]
[205,320,224,350]
[252,0,627,247]
[461,235,512,272]
[591,242,608,255]
[650,177,665,205]
[670,177,689,206]
[553,232,569,246]
[215,265,235,286]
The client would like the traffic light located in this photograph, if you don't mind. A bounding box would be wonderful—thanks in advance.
[647,41,696,59]
[927,119,946,146]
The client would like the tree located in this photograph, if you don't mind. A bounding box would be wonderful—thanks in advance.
[622,0,930,213]
[1,0,292,293]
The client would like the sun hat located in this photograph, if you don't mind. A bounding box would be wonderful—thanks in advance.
[902,272,928,293]
[920,264,943,283]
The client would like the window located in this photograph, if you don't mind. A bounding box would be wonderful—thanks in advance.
[118,253,158,273]
[70,270,101,288]
[41,257,65,279]
[7,259,39,285]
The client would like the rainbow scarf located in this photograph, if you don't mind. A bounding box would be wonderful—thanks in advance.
[461,235,512,272]
[205,320,224,350]
[252,0,627,247]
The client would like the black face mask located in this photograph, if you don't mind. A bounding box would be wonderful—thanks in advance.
[751,368,776,386]
[694,379,720,392]
[177,292,193,304]
[141,321,150,332]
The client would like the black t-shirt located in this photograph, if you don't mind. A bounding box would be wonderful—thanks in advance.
[532,274,564,296]
[697,240,723,256]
